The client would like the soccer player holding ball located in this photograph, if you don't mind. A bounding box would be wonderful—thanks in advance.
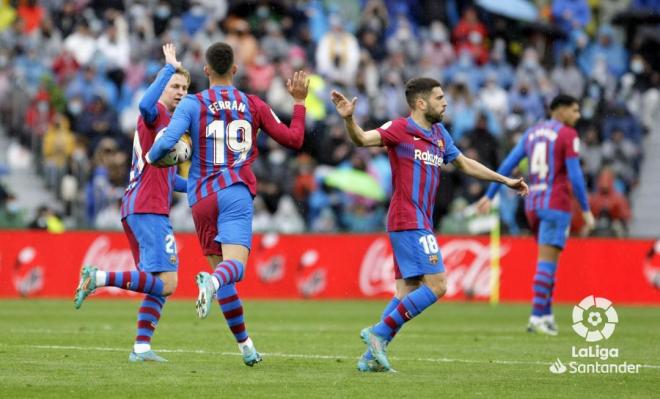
[331,78,528,372]
[74,44,190,362]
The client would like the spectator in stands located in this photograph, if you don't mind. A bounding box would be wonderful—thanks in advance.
[582,25,628,78]
[0,189,25,228]
[316,14,361,87]
[63,20,97,66]
[508,78,545,126]
[481,39,514,89]
[552,0,591,35]
[422,21,455,70]
[28,205,65,233]
[42,113,76,192]
[601,129,640,193]
[551,50,585,99]
[601,101,644,143]
[17,0,44,34]
[589,168,631,236]
[452,7,489,65]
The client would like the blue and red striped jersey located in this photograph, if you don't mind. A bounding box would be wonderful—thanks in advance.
[377,117,461,232]
[121,102,178,218]
[148,85,305,206]
[523,120,581,212]
[485,119,585,212]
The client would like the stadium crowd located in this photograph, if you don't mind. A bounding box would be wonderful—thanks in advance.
[0,0,659,237]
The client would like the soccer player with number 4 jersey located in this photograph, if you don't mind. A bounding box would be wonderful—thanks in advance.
[147,42,309,366]
[477,94,595,336]
[331,78,529,372]
[74,44,190,362]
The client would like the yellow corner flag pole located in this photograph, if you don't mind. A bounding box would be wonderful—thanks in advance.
[489,200,501,305]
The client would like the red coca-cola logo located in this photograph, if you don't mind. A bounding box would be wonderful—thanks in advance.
[13,246,44,297]
[359,238,396,296]
[643,240,660,289]
[82,236,135,272]
[82,236,137,296]
[297,249,327,298]
[359,237,509,299]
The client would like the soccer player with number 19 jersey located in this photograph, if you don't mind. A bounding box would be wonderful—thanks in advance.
[477,94,595,336]
[332,78,529,372]
[147,42,309,366]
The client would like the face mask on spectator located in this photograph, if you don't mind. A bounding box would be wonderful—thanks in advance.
[155,5,171,19]
[190,6,205,16]
[631,59,644,74]
[69,100,83,115]
[6,200,20,214]
[468,31,482,44]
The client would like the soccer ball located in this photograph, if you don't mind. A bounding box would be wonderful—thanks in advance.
[153,131,192,167]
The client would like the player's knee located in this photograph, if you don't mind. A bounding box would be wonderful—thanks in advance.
[160,274,178,296]
[426,278,447,298]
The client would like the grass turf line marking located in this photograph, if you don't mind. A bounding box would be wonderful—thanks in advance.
[9,344,660,369]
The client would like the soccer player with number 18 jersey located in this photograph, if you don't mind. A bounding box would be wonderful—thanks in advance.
[332,78,529,372]
[147,42,309,366]
[477,94,595,336]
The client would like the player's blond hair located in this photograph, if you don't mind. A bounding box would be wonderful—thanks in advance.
[175,67,191,86]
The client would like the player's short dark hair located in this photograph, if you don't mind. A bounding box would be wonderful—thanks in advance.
[405,77,442,108]
[550,94,578,111]
[205,42,234,76]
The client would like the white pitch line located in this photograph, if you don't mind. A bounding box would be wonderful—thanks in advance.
[7,344,660,369]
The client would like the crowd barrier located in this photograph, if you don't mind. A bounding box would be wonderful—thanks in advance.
[1,231,658,304]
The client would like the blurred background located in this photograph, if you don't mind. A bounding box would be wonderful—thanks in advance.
[0,0,658,238]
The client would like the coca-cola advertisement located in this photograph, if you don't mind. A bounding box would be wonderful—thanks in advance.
[0,231,658,304]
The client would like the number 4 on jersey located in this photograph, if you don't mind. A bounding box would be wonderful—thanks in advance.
[206,119,253,166]
[530,142,549,180]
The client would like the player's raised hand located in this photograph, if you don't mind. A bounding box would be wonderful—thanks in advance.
[287,70,310,104]
[505,177,529,197]
[163,43,181,70]
[475,196,492,215]
[331,90,357,119]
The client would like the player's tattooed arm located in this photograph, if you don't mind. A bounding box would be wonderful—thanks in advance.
[331,90,382,147]
[453,154,529,197]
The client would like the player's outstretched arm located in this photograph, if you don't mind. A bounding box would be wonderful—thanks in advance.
[330,90,382,147]
[475,139,528,213]
[453,153,529,197]
[138,43,180,124]
[256,70,309,150]
[566,157,595,232]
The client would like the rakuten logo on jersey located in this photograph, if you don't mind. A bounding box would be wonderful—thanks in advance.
[414,149,443,167]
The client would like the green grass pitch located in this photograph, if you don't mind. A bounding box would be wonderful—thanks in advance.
[0,299,658,398]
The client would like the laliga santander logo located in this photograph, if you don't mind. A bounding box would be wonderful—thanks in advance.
[359,238,509,297]
[572,295,619,342]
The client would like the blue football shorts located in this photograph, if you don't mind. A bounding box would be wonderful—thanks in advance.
[389,229,445,279]
[191,183,253,256]
[527,208,572,249]
[122,213,178,273]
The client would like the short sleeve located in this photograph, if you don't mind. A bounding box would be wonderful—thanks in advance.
[441,126,461,164]
[376,119,404,147]
[562,127,580,159]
